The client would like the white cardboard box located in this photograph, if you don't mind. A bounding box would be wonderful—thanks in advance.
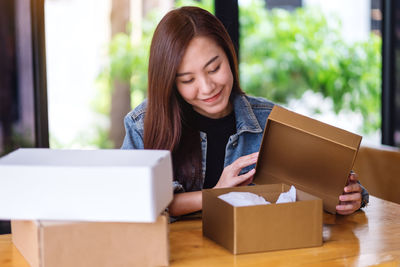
[0,148,173,222]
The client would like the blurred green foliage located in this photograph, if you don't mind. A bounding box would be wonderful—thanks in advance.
[240,1,381,134]
[94,0,381,147]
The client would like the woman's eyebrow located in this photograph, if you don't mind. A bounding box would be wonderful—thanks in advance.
[176,55,219,77]
[203,55,219,69]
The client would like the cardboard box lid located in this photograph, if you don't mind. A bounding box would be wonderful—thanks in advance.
[0,148,173,222]
[0,148,168,168]
[254,106,362,213]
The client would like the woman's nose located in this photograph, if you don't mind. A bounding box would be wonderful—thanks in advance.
[198,76,215,95]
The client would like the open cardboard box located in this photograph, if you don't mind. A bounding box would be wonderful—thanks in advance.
[0,149,173,222]
[11,214,169,267]
[203,106,362,254]
[203,184,322,254]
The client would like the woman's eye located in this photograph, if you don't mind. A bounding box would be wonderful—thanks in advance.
[181,78,194,84]
[209,65,220,73]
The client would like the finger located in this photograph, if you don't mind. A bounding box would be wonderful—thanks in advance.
[339,193,362,202]
[238,176,254,186]
[336,209,354,215]
[249,151,259,157]
[336,202,357,212]
[235,168,255,185]
[344,183,362,193]
[231,153,259,172]
[348,172,359,182]
[345,173,357,186]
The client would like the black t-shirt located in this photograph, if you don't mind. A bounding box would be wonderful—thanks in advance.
[192,110,236,189]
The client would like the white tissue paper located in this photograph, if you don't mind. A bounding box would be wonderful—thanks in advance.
[276,185,296,204]
[218,186,297,207]
[218,192,271,207]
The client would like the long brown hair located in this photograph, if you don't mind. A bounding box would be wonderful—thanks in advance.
[144,6,243,191]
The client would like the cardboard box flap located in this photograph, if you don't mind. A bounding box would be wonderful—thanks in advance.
[267,106,362,148]
[255,106,362,214]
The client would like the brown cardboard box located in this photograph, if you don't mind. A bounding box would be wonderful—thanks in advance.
[203,184,322,254]
[255,106,362,213]
[202,106,361,254]
[353,145,400,204]
[11,214,169,267]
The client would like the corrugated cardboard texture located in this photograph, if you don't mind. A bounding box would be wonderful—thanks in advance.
[11,214,169,267]
[255,106,362,213]
[203,184,323,254]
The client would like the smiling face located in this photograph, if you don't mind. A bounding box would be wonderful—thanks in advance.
[175,36,234,119]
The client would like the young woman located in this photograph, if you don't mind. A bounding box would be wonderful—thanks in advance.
[122,6,369,217]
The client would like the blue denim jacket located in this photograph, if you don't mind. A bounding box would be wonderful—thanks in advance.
[121,94,274,193]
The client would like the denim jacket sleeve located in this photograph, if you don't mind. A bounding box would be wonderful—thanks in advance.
[121,101,185,194]
[358,181,369,208]
[121,113,144,150]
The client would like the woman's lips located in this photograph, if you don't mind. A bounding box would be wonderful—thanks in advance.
[202,90,222,103]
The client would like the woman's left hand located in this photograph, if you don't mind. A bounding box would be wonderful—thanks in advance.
[336,171,362,215]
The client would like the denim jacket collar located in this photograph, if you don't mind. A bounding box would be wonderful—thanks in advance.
[232,94,263,135]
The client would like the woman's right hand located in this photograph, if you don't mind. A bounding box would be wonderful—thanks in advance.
[214,152,259,189]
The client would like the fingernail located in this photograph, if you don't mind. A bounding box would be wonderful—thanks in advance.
[248,168,255,174]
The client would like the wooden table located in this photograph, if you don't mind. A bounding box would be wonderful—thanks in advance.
[1,196,400,266]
